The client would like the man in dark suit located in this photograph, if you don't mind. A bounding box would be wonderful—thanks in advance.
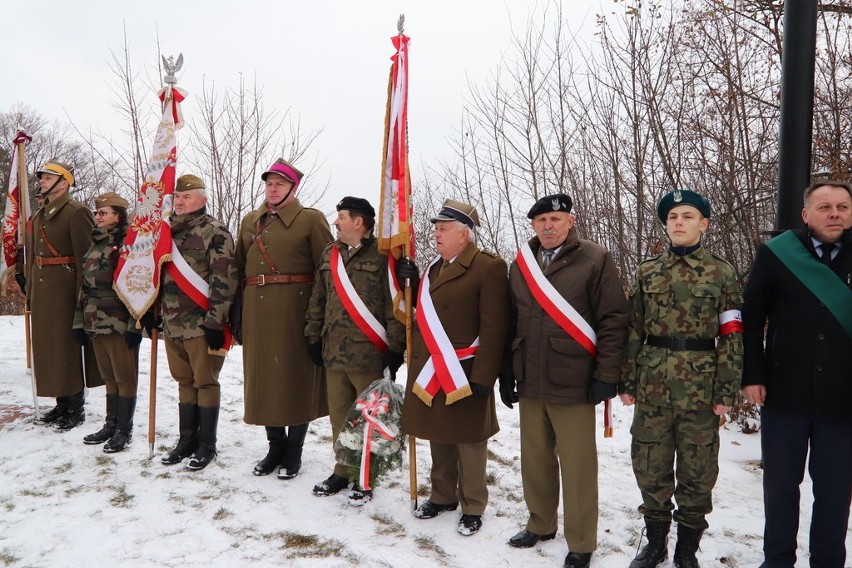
[398,199,510,537]
[742,179,852,567]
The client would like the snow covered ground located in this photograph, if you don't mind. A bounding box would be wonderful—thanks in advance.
[0,315,846,567]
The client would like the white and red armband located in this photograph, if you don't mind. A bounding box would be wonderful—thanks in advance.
[718,309,744,336]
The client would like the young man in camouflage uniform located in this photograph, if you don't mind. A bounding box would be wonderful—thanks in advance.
[27,159,102,432]
[620,189,743,567]
[159,174,238,471]
[305,196,406,505]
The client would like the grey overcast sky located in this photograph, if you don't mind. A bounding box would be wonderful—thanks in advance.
[1,0,597,212]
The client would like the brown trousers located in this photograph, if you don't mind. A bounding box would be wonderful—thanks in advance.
[326,369,378,478]
[428,440,489,516]
[164,335,224,408]
[519,398,598,553]
[91,334,139,397]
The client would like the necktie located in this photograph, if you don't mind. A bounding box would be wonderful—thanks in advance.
[439,260,450,275]
[540,250,554,270]
[819,243,834,264]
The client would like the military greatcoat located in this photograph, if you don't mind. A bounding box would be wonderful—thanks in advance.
[237,199,333,426]
[27,192,103,396]
[402,242,511,444]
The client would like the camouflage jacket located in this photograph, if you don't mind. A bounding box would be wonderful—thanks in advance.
[73,225,140,336]
[305,236,406,371]
[161,208,238,339]
[620,246,743,409]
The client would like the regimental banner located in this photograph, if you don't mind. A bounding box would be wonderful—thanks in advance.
[377,33,414,322]
[1,131,32,295]
[113,88,186,320]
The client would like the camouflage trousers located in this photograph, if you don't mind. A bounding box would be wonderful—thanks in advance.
[630,402,720,530]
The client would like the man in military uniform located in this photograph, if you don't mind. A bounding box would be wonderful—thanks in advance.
[501,194,629,568]
[305,196,406,505]
[620,189,743,567]
[234,159,332,480]
[742,180,852,567]
[27,159,102,432]
[159,174,238,471]
[397,199,510,537]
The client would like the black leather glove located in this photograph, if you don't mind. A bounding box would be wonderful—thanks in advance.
[470,383,492,397]
[382,350,404,372]
[231,323,243,345]
[201,325,225,350]
[395,257,420,299]
[140,311,161,336]
[498,373,519,409]
[14,273,26,294]
[125,331,143,349]
[307,341,324,367]
[72,328,89,346]
[588,380,617,404]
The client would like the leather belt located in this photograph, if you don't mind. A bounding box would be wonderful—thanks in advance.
[645,335,716,351]
[36,256,75,266]
[245,274,313,286]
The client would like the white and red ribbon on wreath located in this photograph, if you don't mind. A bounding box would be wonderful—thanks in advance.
[516,243,614,437]
[331,245,389,352]
[355,392,399,490]
[157,86,187,129]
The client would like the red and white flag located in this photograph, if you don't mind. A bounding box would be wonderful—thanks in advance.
[1,131,32,293]
[377,33,414,322]
[114,87,187,320]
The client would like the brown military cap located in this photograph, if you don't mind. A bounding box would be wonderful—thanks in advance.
[36,160,75,186]
[175,174,205,192]
[95,192,129,210]
[430,199,480,228]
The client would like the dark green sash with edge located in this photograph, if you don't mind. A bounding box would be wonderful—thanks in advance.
[765,230,852,339]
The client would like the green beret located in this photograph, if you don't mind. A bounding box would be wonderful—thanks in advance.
[657,189,711,223]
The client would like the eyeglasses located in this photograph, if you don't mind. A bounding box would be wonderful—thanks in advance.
[94,210,117,217]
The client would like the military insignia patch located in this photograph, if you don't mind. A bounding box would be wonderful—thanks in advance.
[673,190,683,202]
[552,198,561,210]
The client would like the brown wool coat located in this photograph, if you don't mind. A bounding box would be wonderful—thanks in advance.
[402,242,511,444]
[27,192,103,396]
[508,233,629,403]
[236,199,333,426]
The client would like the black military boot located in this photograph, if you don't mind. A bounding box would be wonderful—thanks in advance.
[35,397,67,425]
[673,524,703,568]
[162,404,199,465]
[186,406,219,471]
[278,423,308,479]
[629,520,670,568]
[253,427,287,476]
[83,393,118,444]
[104,396,136,453]
[53,391,86,432]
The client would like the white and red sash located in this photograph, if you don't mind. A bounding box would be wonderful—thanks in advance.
[165,238,232,353]
[413,256,479,406]
[516,243,615,436]
[330,245,390,352]
[516,243,597,356]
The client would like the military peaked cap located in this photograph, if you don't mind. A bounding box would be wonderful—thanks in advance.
[430,199,480,228]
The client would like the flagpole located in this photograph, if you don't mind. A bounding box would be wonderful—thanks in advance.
[15,134,38,418]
